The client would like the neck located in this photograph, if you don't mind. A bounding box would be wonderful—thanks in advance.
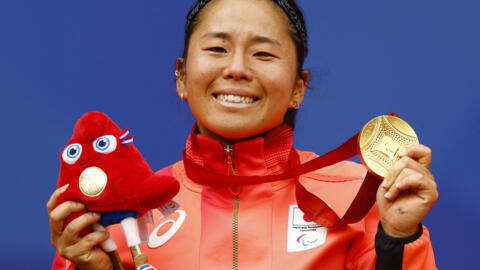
[196,123,274,147]
[196,124,236,146]
[184,122,295,179]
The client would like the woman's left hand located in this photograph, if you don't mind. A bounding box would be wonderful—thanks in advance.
[376,144,439,238]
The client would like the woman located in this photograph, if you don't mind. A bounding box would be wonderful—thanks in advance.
[48,0,438,269]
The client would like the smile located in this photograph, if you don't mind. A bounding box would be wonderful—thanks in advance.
[214,94,258,104]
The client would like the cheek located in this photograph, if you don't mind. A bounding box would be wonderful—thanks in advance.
[185,55,221,90]
[256,59,297,94]
[262,73,296,102]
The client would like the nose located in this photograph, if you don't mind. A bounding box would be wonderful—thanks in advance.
[222,51,253,81]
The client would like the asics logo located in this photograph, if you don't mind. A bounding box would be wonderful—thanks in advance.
[148,210,186,248]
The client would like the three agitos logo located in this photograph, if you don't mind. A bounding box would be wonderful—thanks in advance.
[297,233,319,247]
[287,205,327,252]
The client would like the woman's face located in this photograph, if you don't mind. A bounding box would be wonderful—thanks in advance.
[177,0,307,142]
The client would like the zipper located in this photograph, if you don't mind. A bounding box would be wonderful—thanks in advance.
[225,145,239,270]
[233,193,239,270]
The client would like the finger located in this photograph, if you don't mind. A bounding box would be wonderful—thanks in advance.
[383,157,409,189]
[383,156,432,189]
[399,156,434,182]
[396,173,439,203]
[399,144,432,168]
[62,212,102,242]
[60,231,109,260]
[394,167,418,188]
[46,184,69,213]
[49,201,85,235]
[77,230,110,252]
[382,166,412,190]
[384,171,423,201]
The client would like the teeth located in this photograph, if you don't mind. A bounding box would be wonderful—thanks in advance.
[216,94,255,104]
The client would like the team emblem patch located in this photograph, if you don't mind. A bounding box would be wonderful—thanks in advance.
[287,205,327,252]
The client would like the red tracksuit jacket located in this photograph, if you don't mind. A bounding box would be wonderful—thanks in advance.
[52,125,436,269]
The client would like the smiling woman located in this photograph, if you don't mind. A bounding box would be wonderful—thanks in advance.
[175,0,308,141]
[48,0,438,269]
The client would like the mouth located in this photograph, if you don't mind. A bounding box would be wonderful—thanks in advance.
[212,89,260,105]
[213,93,258,104]
[80,157,101,166]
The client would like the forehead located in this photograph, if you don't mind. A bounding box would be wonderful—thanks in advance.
[194,0,291,40]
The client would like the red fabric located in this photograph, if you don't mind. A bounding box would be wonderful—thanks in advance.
[51,118,438,269]
[183,114,403,228]
[183,129,360,186]
[183,124,382,228]
[56,111,179,227]
[52,253,75,270]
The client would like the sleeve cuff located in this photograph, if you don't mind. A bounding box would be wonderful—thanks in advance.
[374,222,423,270]
[376,222,423,246]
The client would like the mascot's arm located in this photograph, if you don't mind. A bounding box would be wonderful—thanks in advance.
[135,174,180,216]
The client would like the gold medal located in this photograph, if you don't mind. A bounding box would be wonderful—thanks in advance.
[79,166,108,197]
[358,115,419,178]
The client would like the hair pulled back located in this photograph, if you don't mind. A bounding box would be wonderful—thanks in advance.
[180,0,308,130]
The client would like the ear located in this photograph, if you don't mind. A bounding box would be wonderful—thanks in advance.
[289,70,309,108]
[175,58,187,100]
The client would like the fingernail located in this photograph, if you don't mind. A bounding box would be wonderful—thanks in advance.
[93,212,101,218]
[75,202,84,208]
[399,148,407,156]
[59,184,69,192]
[384,191,392,199]
[382,178,392,188]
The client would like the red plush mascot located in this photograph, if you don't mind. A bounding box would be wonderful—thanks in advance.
[56,111,179,270]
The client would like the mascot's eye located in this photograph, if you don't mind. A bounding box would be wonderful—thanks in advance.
[93,135,117,154]
[62,143,82,165]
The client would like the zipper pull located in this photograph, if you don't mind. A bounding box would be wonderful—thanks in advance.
[225,145,233,154]
[224,145,236,175]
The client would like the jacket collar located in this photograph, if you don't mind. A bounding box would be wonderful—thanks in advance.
[185,124,294,177]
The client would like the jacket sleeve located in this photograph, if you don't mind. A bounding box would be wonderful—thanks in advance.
[375,222,436,270]
[345,204,437,270]
[52,252,76,270]
[400,225,436,269]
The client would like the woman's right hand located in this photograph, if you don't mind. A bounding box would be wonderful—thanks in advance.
[47,185,113,270]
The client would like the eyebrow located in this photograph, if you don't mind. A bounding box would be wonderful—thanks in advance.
[201,32,230,40]
[201,32,281,46]
[251,35,280,46]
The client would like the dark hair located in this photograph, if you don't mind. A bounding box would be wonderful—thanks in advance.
[181,0,308,130]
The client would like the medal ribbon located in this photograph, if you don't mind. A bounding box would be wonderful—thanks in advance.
[183,114,398,227]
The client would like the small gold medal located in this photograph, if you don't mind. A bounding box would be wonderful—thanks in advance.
[358,115,419,178]
[79,166,108,197]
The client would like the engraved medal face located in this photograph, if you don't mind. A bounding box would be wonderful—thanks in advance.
[358,115,419,178]
[79,166,107,197]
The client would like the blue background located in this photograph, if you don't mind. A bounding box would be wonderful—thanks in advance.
[1,0,478,268]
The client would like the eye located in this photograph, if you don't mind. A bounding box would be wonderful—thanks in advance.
[254,51,275,58]
[207,47,227,53]
[93,135,117,154]
[62,143,82,165]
